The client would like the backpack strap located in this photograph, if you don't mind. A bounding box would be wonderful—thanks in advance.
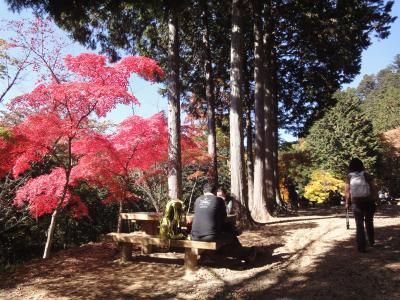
[363,172,373,185]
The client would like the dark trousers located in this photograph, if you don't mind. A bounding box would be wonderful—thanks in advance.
[352,199,375,252]
[192,232,249,260]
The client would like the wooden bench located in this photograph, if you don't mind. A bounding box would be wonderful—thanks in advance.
[102,231,229,269]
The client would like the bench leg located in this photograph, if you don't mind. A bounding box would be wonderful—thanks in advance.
[121,243,133,262]
[141,243,153,255]
[185,248,199,270]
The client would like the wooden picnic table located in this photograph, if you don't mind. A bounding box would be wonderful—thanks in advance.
[120,212,236,236]
[107,212,237,268]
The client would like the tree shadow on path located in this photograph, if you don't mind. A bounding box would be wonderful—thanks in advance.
[210,206,400,299]
[0,207,398,299]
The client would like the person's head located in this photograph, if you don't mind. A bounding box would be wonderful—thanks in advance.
[348,157,365,173]
[217,186,227,198]
[203,182,216,194]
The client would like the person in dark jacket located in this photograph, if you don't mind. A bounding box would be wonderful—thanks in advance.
[191,183,255,263]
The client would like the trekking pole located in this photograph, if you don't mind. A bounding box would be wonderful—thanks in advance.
[346,208,350,229]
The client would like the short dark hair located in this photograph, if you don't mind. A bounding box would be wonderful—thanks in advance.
[203,183,215,194]
[217,186,227,194]
[349,158,365,172]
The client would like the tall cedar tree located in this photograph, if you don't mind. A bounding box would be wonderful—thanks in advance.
[251,0,270,221]
[275,0,396,135]
[230,0,249,223]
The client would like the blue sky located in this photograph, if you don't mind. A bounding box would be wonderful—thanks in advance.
[1,0,399,130]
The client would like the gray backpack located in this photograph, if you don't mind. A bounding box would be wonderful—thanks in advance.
[349,171,371,198]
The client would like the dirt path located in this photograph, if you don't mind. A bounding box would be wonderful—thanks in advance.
[1,205,399,300]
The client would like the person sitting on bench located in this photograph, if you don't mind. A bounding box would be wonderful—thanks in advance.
[190,183,256,263]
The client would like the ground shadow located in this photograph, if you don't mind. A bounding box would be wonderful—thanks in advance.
[1,207,398,299]
[275,205,344,217]
[198,242,285,271]
[0,243,192,299]
[210,223,400,299]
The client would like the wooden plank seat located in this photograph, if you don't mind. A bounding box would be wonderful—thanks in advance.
[102,231,229,269]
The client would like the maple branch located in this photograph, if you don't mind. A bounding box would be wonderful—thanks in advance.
[124,142,140,173]
[0,51,32,103]
[0,174,11,201]
[55,136,73,212]
[65,98,74,123]
[136,175,160,212]
[30,47,61,84]
[0,171,32,202]
[0,215,30,235]
[74,99,99,129]
[10,171,32,193]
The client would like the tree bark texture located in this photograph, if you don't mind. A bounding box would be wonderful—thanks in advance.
[251,0,270,222]
[271,46,282,205]
[263,0,275,217]
[117,199,124,233]
[202,2,218,188]
[246,95,254,210]
[43,207,58,259]
[230,0,247,212]
[167,7,183,200]
[266,3,280,207]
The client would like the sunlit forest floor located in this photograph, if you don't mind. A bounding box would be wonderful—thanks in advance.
[1,205,399,300]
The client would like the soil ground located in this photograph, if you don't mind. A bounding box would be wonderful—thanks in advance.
[1,205,399,300]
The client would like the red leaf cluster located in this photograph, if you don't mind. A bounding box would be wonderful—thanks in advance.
[73,113,169,204]
[14,168,88,218]
[9,53,163,119]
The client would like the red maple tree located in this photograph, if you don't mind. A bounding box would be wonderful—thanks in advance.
[72,112,168,230]
[7,52,163,258]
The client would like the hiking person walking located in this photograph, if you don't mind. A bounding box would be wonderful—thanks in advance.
[344,158,378,252]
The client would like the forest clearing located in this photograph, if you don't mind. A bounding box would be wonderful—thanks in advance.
[1,205,399,300]
[1,1,400,299]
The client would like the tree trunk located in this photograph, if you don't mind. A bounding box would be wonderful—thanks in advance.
[246,96,254,210]
[43,207,59,259]
[43,139,73,259]
[266,3,281,207]
[263,0,276,215]
[251,0,270,222]
[271,48,282,205]
[243,52,254,208]
[202,1,218,188]
[167,6,182,200]
[264,96,276,212]
[117,199,124,233]
[230,0,247,219]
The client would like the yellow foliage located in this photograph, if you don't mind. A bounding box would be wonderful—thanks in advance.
[279,179,290,203]
[295,138,307,151]
[304,170,345,203]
